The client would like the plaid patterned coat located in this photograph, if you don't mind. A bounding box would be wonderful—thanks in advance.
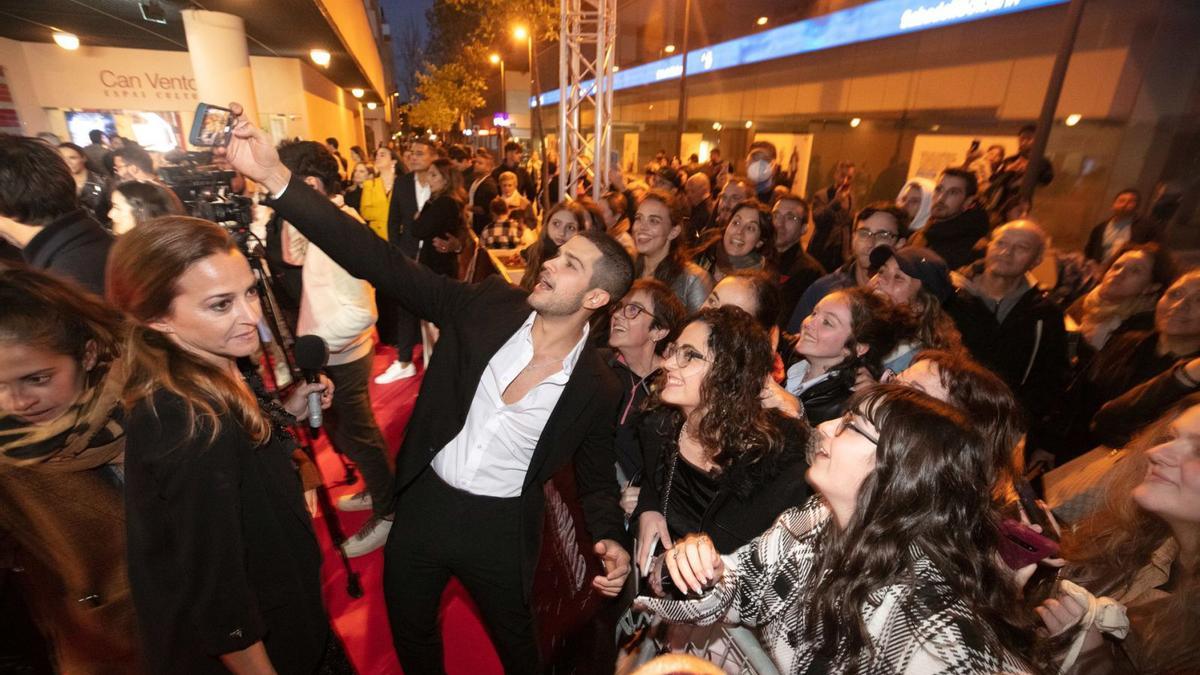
[638,498,1033,674]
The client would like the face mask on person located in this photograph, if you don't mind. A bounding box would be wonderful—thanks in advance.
[747,160,772,185]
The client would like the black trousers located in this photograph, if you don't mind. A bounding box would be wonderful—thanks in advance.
[324,353,393,517]
[383,469,539,674]
[376,298,420,363]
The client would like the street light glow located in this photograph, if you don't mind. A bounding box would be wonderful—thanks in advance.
[53,31,80,50]
[309,49,331,67]
[351,88,364,98]
[850,117,862,127]
[1065,113,1082,126]
[712,122,722,130]
[664,44,676,54]
[513,25,529,41]
[489,53,501,65]
[756,16,769,25]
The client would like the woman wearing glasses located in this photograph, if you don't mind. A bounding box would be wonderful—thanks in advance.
[639,385,1046,674]
[784,204,910,333]
[633,306,813,583]
[606,279,688,519]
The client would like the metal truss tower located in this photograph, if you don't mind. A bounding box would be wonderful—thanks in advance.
[557,0,617,202]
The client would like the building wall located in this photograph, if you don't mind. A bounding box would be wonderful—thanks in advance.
[299,60,365,148]
[0,37,48,135]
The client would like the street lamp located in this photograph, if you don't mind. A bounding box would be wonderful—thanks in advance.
[513,25,529,41]
[490,53,507,144]
[675,0,693,159]
[514,24,549,215]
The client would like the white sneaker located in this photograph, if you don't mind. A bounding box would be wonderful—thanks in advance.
[373,360,417,384]
[341,516,393,558]
[336,490,373,513]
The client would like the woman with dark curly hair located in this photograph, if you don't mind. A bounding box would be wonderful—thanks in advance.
[633,306,812,574]
[640,385,1047,674]
[783,287,905,425]
[692,199,778,282]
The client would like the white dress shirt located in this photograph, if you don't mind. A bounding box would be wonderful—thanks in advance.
[431,312,589,497]
[415,175,432,213]
[785,359,834,397]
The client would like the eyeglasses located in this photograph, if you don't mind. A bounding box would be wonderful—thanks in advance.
[854,228,899,243]
[834,414,879,445]
[615,301,663,323]
[662,343,708,369]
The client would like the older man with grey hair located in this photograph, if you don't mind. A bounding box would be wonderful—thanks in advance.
[946,219,1067,453]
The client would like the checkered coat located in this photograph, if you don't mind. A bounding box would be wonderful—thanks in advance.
[638,497,1033,674]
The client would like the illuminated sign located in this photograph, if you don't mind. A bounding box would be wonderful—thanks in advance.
[533,0,1067,106]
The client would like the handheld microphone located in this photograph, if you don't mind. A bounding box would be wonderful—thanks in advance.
[293,335,329,431]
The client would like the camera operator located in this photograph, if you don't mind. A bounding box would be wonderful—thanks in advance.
[277,140,395,557]
[107,215,346,674]
[0,134,112,295]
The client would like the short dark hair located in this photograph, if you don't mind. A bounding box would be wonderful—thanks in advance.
[0,134,77,225]
[278,140,343,195]
[855,201,911,240]
[113,180,185,224]
[628,278,687,352]
[489,196,509,217]
[938,167,979,198]
[475,147,495,161]
[725,269,781,331]
[688,153,699,163]
[1115,187,1141,204]
[447,144,470,162]
[113,145,154,175]
[504,141,522,154]
[1018,124,1037,137]
[748,140,778,161]
[325,137,339,149]
[579,229,634,302]
[710,148,721,157]
[774,191,808,212]
[89,129,105,144]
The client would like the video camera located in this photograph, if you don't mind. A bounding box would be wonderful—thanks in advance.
[157,150,254,243]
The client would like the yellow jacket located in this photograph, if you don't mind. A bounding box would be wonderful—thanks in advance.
[358,177,391,240]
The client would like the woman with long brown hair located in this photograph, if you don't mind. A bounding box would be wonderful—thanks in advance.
[412,157,466,279]
[1038,394,1200,673]
[0,264,141,673]
[641,385,1047,674]
[106,217,344,674]
[631,190,713,312]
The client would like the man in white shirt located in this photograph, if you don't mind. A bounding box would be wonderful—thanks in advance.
[276,141,396,556]
[220,103,633,674]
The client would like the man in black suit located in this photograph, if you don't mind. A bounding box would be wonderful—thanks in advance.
[0,134,112,295]
[372,136,435,385]
[1084,188,1160,264]
[467,148,500,235]
[221,104,632,674]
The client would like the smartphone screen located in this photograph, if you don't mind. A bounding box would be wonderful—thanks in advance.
[189,103,234,147]
[1015,479,1057,540]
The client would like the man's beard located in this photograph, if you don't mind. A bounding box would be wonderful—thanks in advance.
[530,285,587,317]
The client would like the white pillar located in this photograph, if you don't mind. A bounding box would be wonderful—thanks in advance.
[180,10,259,124]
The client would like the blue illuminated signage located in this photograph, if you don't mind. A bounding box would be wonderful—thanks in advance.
[534,0,1067,106]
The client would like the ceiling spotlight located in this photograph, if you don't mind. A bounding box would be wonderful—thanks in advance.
[1065,113,1082,126]
[744,120,753,128]
[366,102,377,110]
[664,44,676,54]
[310,49,331,67]
[351,88,364,98]
[931,124,941,131]
[850,117,862,128]
[139,1,167,24]
[756,16,769,26]
[53,31,80,50]
[712,122,722,130]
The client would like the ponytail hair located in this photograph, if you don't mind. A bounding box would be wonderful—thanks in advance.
[106,216,270,444]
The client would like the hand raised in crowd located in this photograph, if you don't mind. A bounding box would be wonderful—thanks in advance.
[636,510,672,577]
[664,532,723,595]
[282,374,334,421]
[218,102,292,195]
[592,539,631,597]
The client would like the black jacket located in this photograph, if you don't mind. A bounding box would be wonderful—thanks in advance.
[633,409,811,554]
[776,244,826,330]
[21,209,113,295]
[1092,359,1198,449]
[947,281,1068,434]
[384,170,422,259]
[909,205,990,271]
[412,193,465,278]
[806,185,853,273]
[124,389,327,675]
[1083,218,1162,263]
[269,177,626,596]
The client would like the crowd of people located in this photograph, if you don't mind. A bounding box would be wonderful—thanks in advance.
[0,100,1196,675]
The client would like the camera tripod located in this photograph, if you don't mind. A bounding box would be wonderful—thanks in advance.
[236,226,364,599]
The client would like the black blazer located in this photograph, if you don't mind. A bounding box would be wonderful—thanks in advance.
[270,177,626,595]
[1083,218,1161,263]
[385,170,421,258]
[123,389,328,675]
[21,208,113,296]
[468,175,500,234]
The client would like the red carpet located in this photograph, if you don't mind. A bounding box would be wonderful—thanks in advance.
[307,346,505,675]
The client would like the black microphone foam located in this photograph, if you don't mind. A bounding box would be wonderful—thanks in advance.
[294,335,329,372]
